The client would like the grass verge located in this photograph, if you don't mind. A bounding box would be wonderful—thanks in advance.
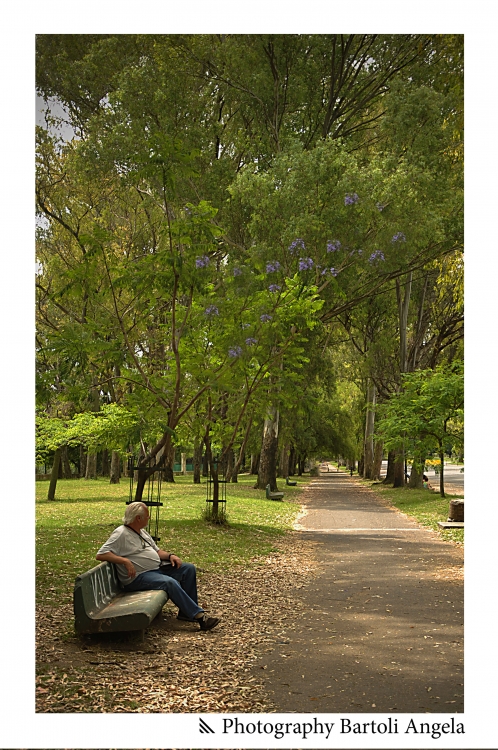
[359,479,464,545]
[36,474,307,608]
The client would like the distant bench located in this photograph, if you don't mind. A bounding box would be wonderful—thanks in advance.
[266,483,284,501]
[74,561,168,637]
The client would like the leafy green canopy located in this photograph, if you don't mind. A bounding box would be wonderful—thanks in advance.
[35,403,139,463]
[35,34,463,462]
[377,363,463,458]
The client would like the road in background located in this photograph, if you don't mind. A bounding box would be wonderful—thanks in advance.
[321,461,464,495]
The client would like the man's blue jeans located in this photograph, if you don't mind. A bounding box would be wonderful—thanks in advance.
[123,563,203,621]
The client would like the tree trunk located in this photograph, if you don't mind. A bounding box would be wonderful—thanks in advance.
[288,445,297,476]
[193,439,202,484]
[126,451,134,477]
[110,451,121,484]
[279,442,290,479]
[85,386,100,480]
[408,453,425,489]
[250,452,260,475]
[383,450,396,484]
[101,449,109,477]
[393,449,405,488]
[202,450,209,477]
[60,444,72,478]
[232,416,253,483]
[363,382,376,478]
[85,453,98,479]
[372,440,383,480]
[48,448,62,500]
[79,446,87,478]
[163,442,175,483]
[134,435,175,502]
[396,272,413,374]
[232,445,245,482]
[224,447,235,482]
[135,466,148,501]
[439,447,445,497]
[255,406,280,490]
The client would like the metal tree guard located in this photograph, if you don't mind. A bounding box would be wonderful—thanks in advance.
[126,455,164,542]
[205,454,227,515]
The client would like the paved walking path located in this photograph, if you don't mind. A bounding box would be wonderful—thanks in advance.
[254,473,464,713]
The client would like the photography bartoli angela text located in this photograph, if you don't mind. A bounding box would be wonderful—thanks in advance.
[221,716,465,741]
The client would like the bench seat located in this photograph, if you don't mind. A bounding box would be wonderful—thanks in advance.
[74,561,168,635]
[266,483,284,501]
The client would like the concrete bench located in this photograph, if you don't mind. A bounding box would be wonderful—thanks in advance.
[266,483,284,501]
[74,561,168,636]
[285,476,297,486]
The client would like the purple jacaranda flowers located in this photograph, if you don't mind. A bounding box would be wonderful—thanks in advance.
[298,258,314,271]
[228,346,243,358]
[344,193,359,205]
[321,267,338,277]
[391,232,406,243]
[369,251,385,263]
[260,314,273,322]
[241,322,251,329]
[266,261,281,273]
[268,284,281,292]
[196,255,210,268]
[327,240,341,252]
[205,305,219,316]
[245,337,258,346]
[289,238,306,254]
[233,267,242,276]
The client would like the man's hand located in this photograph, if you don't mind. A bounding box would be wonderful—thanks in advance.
[96,551,136,579]
[169,554,182,568]
[123,559,136,578]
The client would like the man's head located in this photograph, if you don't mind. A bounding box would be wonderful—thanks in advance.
[123,501,149,528]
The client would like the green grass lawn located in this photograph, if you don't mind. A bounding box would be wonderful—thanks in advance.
[36,474,307,607]
[360,480,464,545]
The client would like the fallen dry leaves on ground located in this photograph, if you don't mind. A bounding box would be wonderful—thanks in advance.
[36,531,319,713]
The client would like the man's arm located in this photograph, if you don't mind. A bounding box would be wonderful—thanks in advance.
[157,550,182,568]
[96,551,136,579]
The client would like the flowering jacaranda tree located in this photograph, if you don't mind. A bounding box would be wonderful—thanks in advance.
[226,123,462,485]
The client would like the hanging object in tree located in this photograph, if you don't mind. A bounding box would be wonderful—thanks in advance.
[126,455,164,541]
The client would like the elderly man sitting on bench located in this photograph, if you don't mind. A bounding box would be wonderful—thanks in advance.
[96,501,220,631]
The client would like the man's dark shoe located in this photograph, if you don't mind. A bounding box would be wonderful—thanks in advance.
[198,614,220,631]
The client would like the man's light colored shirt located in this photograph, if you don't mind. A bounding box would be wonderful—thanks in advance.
[97,525,161,585]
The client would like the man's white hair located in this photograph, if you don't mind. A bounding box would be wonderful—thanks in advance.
[123,501,148,525]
